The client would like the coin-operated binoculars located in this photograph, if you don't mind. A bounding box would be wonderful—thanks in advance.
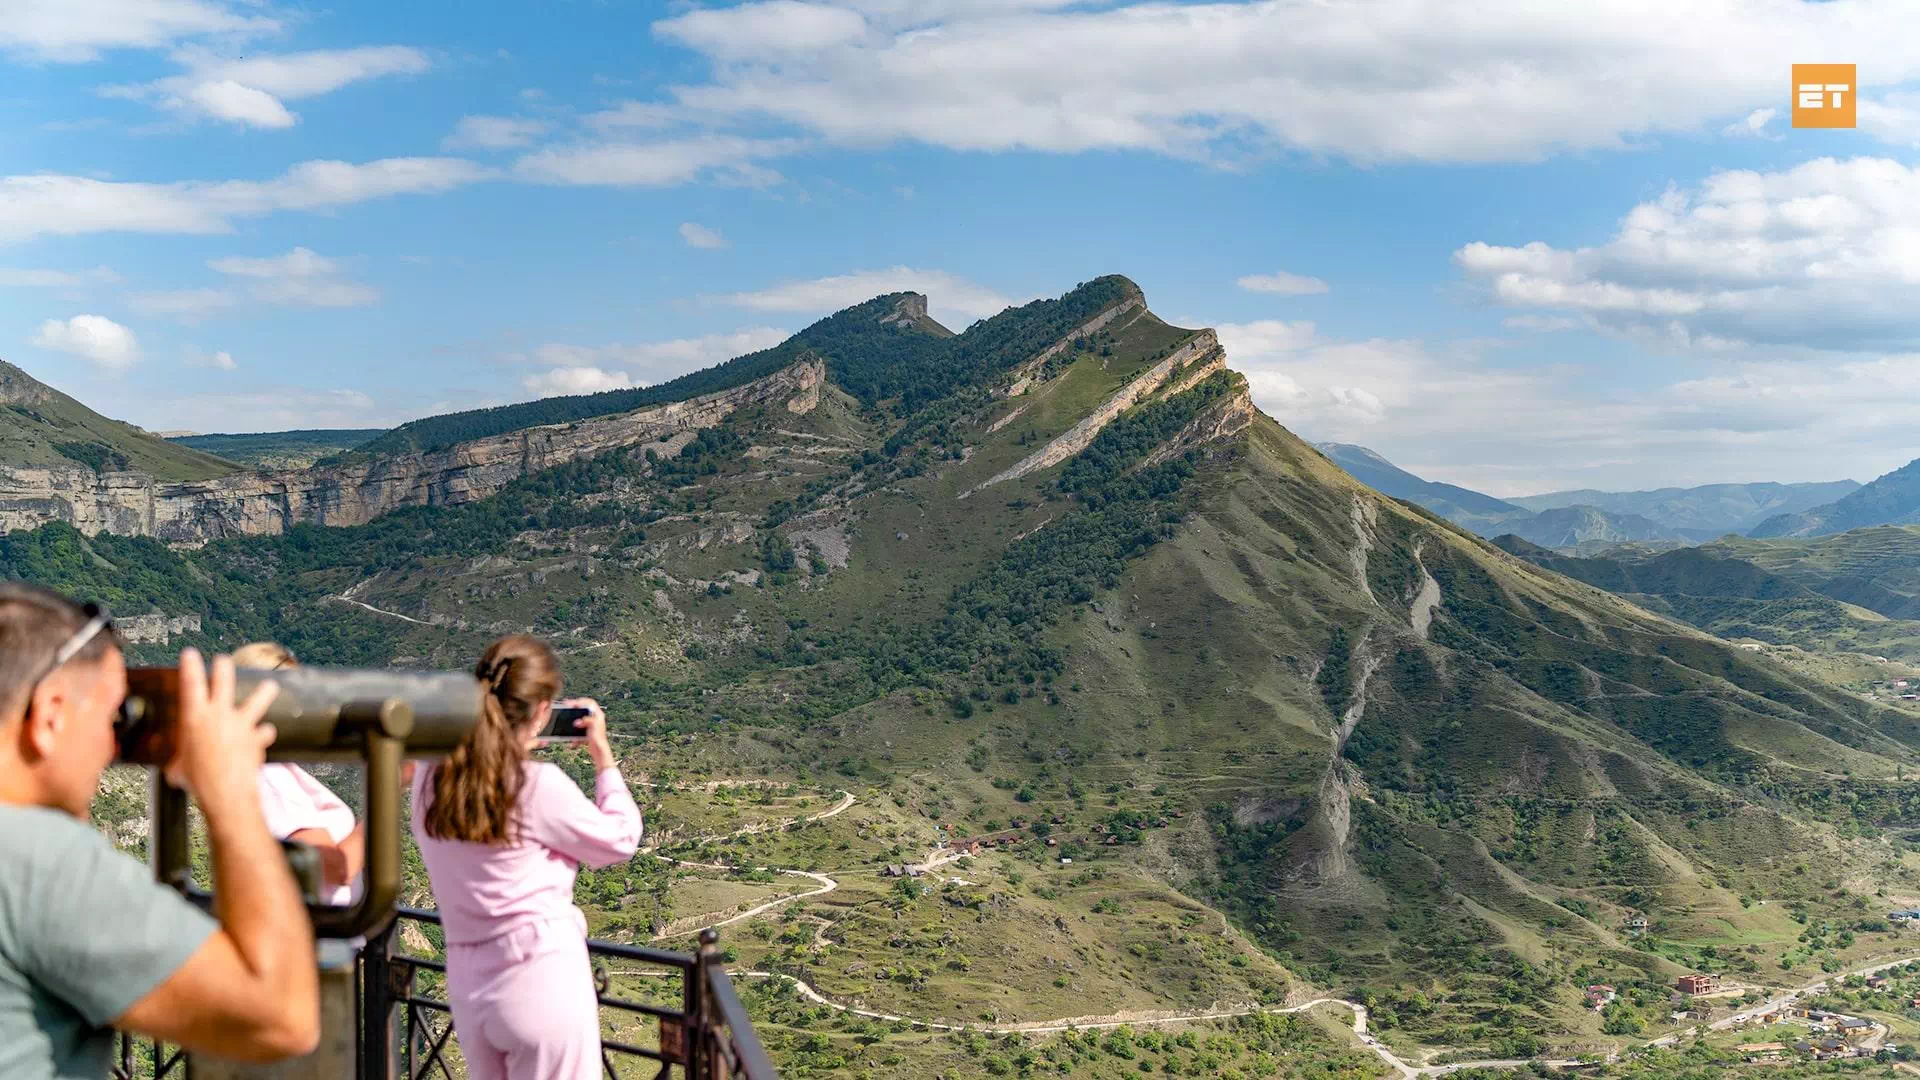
[116,666,486,1079]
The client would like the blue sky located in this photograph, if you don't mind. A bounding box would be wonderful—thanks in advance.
[5,0,1920,495]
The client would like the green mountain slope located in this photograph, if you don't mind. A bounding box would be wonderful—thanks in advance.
[1752,458,1920,538]
[20,279,1920,1070]
[0,360,239,480]
[1511,481,1859,540]
[168,428,384,468]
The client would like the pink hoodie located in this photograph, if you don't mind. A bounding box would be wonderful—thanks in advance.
[411,762,643,945]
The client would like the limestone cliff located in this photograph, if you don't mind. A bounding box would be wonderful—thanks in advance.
[0,358,825,542]
[965,328,1224,497]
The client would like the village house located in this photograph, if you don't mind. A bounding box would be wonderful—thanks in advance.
[1840,1017,1875,1042]
[1676,973,1720,995]
[1888,910,1920,923]
[1624,916,1649,932]
[1867,974,1890,990]
[1584,985,1617,1009]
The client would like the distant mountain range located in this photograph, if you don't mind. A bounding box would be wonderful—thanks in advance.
[1510,480,1859,541]
[1752,457,1920,538]
[1315,442,1857,550]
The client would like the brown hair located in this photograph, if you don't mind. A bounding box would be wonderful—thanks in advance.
[0,583,121,720]
[423,634,562,845]
[232,642,297,670]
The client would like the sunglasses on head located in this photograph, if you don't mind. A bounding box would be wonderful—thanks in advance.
[22,601,115,719]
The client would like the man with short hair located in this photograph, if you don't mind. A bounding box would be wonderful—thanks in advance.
[0,582,319,1078]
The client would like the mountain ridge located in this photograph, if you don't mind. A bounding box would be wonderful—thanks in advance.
[1752,457,1920,538]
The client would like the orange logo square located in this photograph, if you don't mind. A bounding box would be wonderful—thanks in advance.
[1792,64,1856,128]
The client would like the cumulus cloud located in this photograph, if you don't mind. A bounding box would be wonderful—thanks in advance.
[30,314,139,368]
[105,45,430,129]
[1236,270,1329,296]
[717,267,1016,329]
[522,367,638,398]
[645,0,1920,165]
[522,328,791,385]
[1454,156,1920,352]
[679,222,728,250]
[0,157,495,244]
[443,115,549,150]
[0,0,274,63]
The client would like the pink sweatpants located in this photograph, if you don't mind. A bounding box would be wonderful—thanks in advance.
[445,915,602,1080]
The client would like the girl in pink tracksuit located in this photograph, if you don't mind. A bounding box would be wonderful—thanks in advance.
[410,634,643,1080]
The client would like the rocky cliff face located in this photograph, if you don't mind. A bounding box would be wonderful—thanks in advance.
[0,358,824,543]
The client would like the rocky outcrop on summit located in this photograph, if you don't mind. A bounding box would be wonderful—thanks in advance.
[966,329,1223,496]
[0,359,824,543]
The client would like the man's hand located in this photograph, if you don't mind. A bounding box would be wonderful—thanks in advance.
[117,648,315,1062]
[559,696,615,772]
[163,648,279,808]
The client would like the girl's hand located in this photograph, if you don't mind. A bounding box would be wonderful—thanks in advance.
[559,697,614,771]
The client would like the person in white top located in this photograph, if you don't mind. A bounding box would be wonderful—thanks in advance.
[231,643,364,908]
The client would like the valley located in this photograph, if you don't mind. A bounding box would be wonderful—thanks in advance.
[19,275,1920,1080]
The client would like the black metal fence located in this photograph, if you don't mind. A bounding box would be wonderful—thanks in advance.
[112,911,776,1080]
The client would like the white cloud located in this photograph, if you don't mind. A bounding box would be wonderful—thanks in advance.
[513,135,799,188]
[659,1,871,59]
[1454,156,1920,352]
[522,367,638,398]
[132,247,377,323]
[1721,107,1780,140]
[1214,319,1318,357]
[717,267,1016,329]
[106,46,430,130]
[647,0,1920,165]
[208,247,341,279]
[679,222,728,249]
[30,314,139,368]
[128,287,237,323]
[183,346,236,370]
[443,115,549,150]
[0,266,119,287]
[524,328,791,383]
[0,157,495,244]
[184,80,296,128]
[213,246,377,310]
[0,0,275,63]
[1236,270,1329,296]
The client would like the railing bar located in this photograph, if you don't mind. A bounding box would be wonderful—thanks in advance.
[413,1018,457,1080]
[599,1000,683,1020]
[601,1038,670,1061]
[705,966,776,1080]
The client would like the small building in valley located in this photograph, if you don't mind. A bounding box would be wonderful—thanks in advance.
[1676,973,1720,995]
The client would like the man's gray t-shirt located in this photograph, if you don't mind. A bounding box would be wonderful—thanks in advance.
[0,805,216,1080]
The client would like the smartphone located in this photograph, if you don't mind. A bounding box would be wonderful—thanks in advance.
[538,705,592,740]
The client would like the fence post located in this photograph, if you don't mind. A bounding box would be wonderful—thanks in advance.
[360,919,398,1080]
[690,929,722,1080]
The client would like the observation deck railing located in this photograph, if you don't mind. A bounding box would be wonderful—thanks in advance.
[112,909,776,1080]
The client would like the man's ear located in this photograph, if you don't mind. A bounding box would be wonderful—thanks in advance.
[21,683,62,760]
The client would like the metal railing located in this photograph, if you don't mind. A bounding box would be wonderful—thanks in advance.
[112,911,776,1080]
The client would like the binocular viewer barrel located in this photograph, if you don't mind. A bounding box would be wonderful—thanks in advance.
[125,664,487,940]
[118,667,486,766]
